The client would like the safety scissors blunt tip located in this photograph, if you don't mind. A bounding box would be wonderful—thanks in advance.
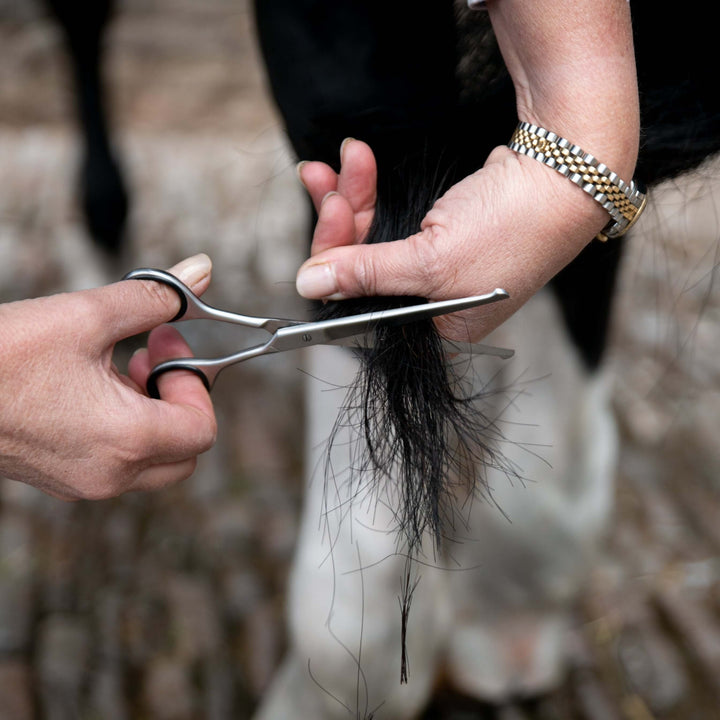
[122,268,515,399]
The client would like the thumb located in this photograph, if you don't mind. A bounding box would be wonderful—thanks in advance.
[91,254,213,344]
[295,232,441,300]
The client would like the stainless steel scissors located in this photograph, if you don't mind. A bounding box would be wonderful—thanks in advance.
[123,268,514,399]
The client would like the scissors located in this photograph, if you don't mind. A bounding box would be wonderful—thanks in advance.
[123,268,515,399]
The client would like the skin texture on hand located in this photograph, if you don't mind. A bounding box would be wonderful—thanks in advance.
[295,0,639,343]
[0,254,217,501]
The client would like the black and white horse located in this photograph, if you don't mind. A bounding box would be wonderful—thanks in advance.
[250,2,720,717]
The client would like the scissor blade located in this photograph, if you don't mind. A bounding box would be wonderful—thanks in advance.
[441,340,514,359]
[267,289,510,353]
[328,335,515,359]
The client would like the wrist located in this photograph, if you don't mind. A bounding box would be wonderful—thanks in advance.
[486,145,608,256]
[488,0,640,180]
[508,121,646,241]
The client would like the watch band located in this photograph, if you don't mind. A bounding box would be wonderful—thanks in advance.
[508,121,647,241]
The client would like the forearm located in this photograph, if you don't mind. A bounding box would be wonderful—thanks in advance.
[487,0,640,250]
[488,0,639,181]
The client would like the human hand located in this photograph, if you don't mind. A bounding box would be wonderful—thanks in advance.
[0,254,217,501]
[294,0,639,343]
[295,138,610,342]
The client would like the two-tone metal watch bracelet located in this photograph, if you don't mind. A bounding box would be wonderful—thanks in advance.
[508,121,647,242]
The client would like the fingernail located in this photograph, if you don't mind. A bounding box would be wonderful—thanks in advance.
[296,263,341,299]
[169,253,212,289]
[296,160,308,185]
[320,190,338,207]
[340,137,355,162]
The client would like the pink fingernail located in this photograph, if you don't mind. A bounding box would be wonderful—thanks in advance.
[340,137,355,162]
[296,263,340,299]
[169,253,212,289]
[320,190,338,207]
[296,160,308,185]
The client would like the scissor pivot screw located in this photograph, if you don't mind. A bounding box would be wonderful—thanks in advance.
[302,333,312,342]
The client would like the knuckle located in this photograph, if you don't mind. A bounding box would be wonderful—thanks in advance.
[409,230,446,294]
[353,252,379,296]
[76,480,118,502]
[53,492,80,504]
[178,458,198,484]
[194,413,218,455]
[205,417,218,450]
[137,279,178,319]
[149,458,197,493]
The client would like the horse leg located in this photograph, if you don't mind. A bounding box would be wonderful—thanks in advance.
[43,0,129,257]
[253,345,449,720]
[440,288,619,701]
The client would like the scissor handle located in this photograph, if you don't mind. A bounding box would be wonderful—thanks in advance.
[146,360,212,400]
[122,267,297,330]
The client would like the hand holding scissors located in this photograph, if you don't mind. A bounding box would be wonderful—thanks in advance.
[123,268,514,399]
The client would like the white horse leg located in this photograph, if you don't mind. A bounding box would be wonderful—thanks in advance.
[442,290,618,701]
[254,345,447,720]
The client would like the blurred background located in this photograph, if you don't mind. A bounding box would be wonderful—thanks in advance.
[1,1,720,718]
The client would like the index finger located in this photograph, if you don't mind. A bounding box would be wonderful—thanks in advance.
[336,138,377,218]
